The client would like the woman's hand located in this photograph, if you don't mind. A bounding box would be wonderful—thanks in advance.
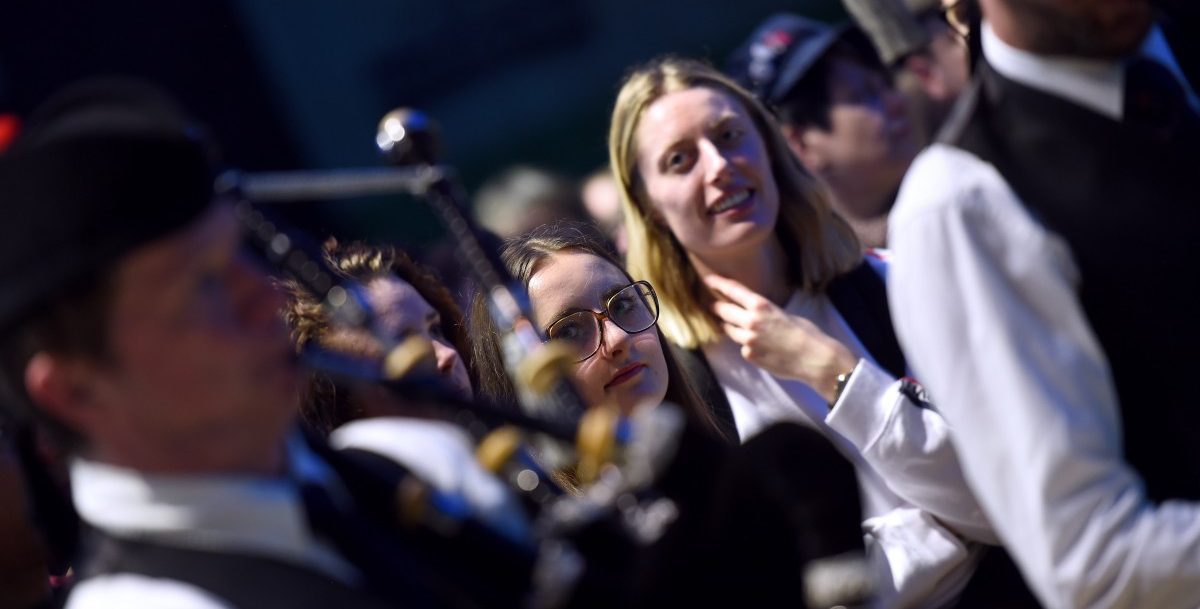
[705,274,858,402]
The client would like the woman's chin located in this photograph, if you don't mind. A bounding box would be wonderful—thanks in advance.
[612,387,668,416]
[700,221,776,260]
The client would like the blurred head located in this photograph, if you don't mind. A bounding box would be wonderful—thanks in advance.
[609,57,860,349]
[906,2,972,102]
[470,222,718,432]
[839,0,971,143]
[0,79,299,474]
[774,44,918,215]
[580,168,628,256]
[980,0,1153,58]
[284,240,473,435]
[474,165,586,239]
[19,206,298,475]
[727,15,918,214]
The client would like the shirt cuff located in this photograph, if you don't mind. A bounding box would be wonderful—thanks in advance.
[864,507,975,609]
[825,358,895,453]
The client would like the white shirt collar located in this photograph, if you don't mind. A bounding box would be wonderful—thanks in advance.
[981,21,1197,120]
[71,433,359,583]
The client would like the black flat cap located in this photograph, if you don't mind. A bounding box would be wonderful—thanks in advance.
[0,78,216,332]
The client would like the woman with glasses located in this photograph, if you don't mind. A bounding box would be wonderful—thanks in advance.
[607,56,1011,607]
[470,221,717,430]
[468,220,880,606]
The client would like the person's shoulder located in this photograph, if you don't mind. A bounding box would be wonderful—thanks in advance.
[66,573,236,609]
[891,144,1017,233]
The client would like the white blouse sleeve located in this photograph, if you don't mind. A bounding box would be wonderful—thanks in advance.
[827,358,998,545]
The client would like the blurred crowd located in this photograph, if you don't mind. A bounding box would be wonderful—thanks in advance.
[0,0,1197,608]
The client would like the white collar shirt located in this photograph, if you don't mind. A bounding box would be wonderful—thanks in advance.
[70,433,360,587]
[888,20,1200,609]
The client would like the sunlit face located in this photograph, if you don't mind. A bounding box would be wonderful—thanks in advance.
[527,251,668,415]
[80,205,301,472]
[634,86,781,265]
[362,276,472,400]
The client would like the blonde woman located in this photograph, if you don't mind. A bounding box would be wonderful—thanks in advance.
[608,56,1006,608]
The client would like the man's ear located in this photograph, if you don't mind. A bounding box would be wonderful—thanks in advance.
[781,123,827,174]
[23,353,97,436]
[902,53,946,100]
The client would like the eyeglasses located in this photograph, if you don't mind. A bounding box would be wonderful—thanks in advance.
[940,0,970,42]
[544,281,660,363]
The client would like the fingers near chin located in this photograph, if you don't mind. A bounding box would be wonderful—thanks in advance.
[702,274,727,293]
[712,301,747,326]
[723,323,753,345]
[740,344,758,362]
[704,273,753,305]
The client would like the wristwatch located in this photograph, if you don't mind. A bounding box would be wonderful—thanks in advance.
[828,367,855,411]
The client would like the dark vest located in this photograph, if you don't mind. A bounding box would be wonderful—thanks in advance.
[83,533,401,609]
[941,59,1200,502]
[78,441,536,609]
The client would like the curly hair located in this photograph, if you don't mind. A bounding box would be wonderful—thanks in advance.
[282,239,474,435]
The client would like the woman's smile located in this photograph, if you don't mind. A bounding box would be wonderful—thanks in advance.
[708,188,755,216]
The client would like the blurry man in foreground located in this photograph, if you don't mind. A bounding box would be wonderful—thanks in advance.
[0,79,528,608]
[889,0,1200,606]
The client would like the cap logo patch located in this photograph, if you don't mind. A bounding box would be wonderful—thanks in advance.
[748,29,794,88]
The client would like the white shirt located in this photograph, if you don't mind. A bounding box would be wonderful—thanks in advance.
[888,23,1200,609]
[703,267,987,608]
[66,436,359,609]
[330,417,531,543]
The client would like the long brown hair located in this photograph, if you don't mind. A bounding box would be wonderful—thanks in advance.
[469,221,724,439]
[609,56,861,349]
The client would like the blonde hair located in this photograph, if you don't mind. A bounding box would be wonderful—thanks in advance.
[609,56,861,348]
